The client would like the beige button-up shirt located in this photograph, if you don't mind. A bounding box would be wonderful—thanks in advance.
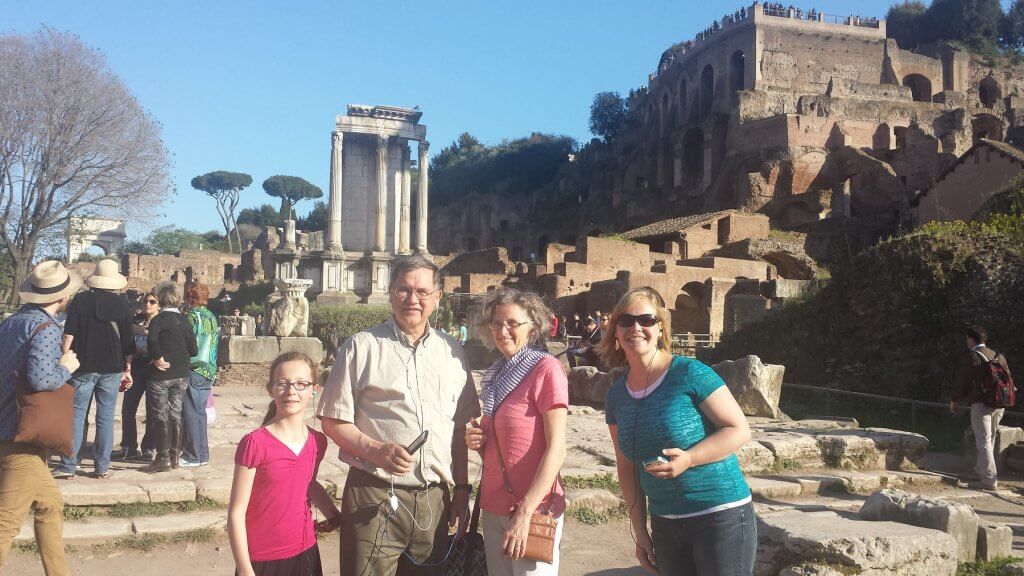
[316,318,480,487]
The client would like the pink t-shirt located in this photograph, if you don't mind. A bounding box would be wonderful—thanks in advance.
[235,426,328,562]
[480,355,568,516]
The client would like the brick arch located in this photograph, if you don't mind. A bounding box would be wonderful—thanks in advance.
[902,74,932,103]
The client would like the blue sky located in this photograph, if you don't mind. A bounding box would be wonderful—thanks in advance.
[7,0,962,240]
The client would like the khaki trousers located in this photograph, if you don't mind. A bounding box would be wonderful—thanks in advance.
[340,469,451,576]
[0,442,69,576]
[971,403,1005,488]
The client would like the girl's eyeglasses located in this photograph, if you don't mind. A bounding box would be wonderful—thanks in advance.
[616,313,658,328]
[270,380,313,392]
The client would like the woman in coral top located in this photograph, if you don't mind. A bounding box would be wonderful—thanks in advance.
[465,287,568,576]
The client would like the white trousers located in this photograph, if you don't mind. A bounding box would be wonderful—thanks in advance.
[482,510,563,576]
[972,402,1005,487]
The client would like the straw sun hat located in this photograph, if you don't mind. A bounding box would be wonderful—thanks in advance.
[85,258,128,290]
[18,260,83,304]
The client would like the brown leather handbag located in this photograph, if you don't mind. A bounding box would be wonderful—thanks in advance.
[490,423,559,564]
[13,322,75,457]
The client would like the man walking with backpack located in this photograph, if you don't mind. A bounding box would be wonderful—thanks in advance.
[950,324,1015,491]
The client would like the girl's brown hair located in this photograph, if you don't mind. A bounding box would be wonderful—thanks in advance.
[262,351,321,426]
[597,286,673,368]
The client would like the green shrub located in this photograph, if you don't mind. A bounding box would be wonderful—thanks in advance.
[310,306,392,349]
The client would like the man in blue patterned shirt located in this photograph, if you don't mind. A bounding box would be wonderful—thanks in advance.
[0,261,82,575]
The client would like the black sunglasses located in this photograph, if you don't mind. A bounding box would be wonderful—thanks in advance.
[616,313,658,328]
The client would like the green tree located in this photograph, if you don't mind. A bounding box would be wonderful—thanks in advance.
[927,0,1003,53]
[887,1,930,49]
[1002,0,1024,53]
[589,91,627,144]
[190,171,252,253]
[237,204,283,228]
[122,226,212,255]
[261,175,323,221]
[296,200,328,231]
[431,132,484,173]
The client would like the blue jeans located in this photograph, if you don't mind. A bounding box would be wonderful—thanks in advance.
[650,501,757,576]
[180,372,212,463]
[57,372,122,475]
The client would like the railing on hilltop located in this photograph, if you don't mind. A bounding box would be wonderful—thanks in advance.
[782,382,1024,430]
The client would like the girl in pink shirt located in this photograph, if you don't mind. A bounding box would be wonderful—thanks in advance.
[228,352,342,576]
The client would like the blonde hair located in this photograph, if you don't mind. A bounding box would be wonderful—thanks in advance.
[597,287,673,368]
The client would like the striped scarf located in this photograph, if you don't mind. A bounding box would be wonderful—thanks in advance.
[480,346,548,416]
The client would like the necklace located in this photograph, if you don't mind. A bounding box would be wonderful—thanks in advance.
[627,349,661,401]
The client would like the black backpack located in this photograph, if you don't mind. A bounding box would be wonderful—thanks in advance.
[974,349,1016,408]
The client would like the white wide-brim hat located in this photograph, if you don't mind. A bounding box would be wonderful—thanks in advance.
[85,258,128,290]
[19,260,83,304]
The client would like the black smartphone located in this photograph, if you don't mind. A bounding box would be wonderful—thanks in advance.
[406,430,428,454]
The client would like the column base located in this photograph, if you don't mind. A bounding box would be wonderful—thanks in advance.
[315,290,362,307]
[365,292,391,306]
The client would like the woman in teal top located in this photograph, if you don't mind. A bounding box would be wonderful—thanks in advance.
[602,287,756,575]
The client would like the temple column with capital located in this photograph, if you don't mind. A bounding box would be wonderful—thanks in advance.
[374,134,389,252]
[399,143,412,254]
[327,131,344,251]
[415,140,429,253]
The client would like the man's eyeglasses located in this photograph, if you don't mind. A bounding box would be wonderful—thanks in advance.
[270,380,314,392]
[488,320,531,332]
[616,313,658,328]
[392,287,440,301]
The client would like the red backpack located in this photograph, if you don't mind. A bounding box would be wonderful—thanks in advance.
[974,349,1016,409]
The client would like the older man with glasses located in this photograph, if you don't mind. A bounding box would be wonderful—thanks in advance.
[317,254,480,576]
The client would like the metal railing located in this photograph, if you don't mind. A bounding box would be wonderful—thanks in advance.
[782,383,1024,429]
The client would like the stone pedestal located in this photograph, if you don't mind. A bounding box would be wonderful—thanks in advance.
[365,252,392,306]
[264,278,312,337]
[315,251,360,306]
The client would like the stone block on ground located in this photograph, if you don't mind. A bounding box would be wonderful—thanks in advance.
[710,355,784,418]
[567,366,600,404]
[277,336,325,364]
[20,517,134,541]
[963,425,1024,474]
[748,477,802,500]
[976,521,1012,562]
[216,362,273,387]
[220,336,280,364]
[196,477,233,505]
[754,431,823,468]
[862,428,929,468]
[61,482,149,506]
[143,480,197,503]
[756,510,958,576]
[738,439,776,474]
[133,510,228,535]
[815,432,885,470]
[565,488,623,515]
[787,475,847,495]
[1007,442,1024,473]
[858,488,978,562]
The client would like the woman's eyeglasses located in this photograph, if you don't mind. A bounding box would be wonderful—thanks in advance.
[616,313,658,328]
[145,299,158,305]
[270,380,313,392]
[488,320,531,332]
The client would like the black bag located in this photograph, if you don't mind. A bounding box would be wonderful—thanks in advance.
[445,490,488,576]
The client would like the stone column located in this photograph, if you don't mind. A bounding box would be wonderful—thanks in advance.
[327,131,344,251]
[399,143,412,254]
[415,140,430,253]
[375,134,389,252]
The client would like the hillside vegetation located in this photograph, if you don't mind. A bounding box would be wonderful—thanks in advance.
[707,182,1024,401]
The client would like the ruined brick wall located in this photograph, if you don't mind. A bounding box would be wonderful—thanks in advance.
[916,147,1023,224]
[758,25,886,93]
[122,249,242,286]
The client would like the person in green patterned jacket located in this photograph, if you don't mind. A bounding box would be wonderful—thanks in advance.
[181,283,219,466]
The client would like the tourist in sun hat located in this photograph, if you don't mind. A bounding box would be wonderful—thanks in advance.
[0,260,81,574]
[54,258,135,480]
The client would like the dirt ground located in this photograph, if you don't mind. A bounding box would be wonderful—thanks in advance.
[5,517,647,576]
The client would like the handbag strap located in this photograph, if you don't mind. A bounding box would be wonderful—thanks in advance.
[468,483,483,534]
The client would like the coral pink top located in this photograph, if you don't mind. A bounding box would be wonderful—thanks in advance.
[480,355,568,517]
[235,426,328,562]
